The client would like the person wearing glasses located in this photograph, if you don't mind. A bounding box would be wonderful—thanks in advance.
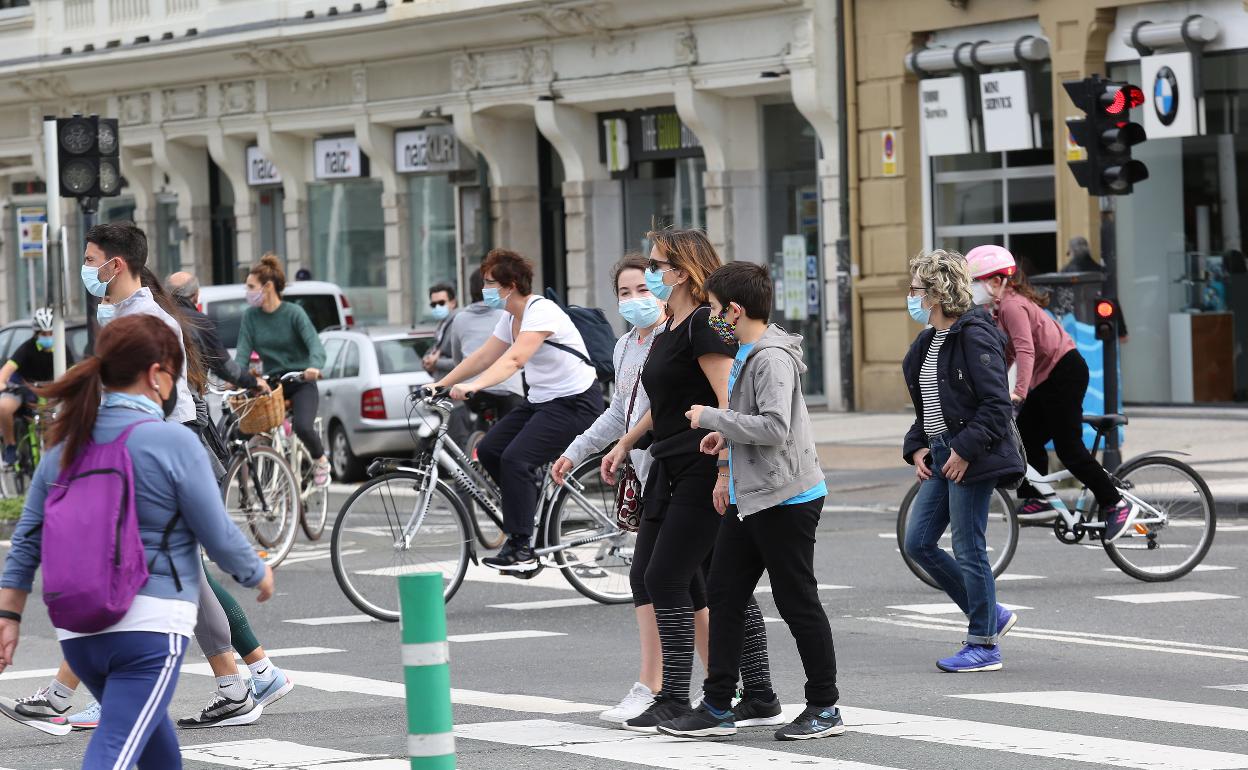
[422,282,460,377]
[901,249,1023,674]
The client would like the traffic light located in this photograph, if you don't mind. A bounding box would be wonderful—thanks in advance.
[1094,297,1120,340]
[1064,76,1149,196]
[56,114,121,200]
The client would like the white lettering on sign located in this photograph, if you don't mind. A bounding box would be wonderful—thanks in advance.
[395,125,461,174]
[918,75,971,156]
[314,137,362,180]
[980,70,1034,153]
[246,146,282,186]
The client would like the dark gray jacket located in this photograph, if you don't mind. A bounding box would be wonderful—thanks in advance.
[698,326,824,518]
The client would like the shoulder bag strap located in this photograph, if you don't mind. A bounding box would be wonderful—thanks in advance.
[623,334,655,428]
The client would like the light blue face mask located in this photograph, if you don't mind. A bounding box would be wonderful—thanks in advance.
[907,294,931,325]
[430,304,450,321]
[644,268,673,301]
[102,391,164,418]
[35,336,53,351]
[97,303,116,327]
[482,287,510,310]
[618,296,662,329]
[81,259,117,299]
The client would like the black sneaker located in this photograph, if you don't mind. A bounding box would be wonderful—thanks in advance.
[481,539,539,572]
[774,705,845,741]
[656,703,736,738]
[623,696,691,734]
[176,690,263,728]
[732,693,786,727]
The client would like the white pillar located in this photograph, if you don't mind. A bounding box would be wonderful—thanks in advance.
[256,126,308,273]
[354,117,408,325]
[150,135,211,276]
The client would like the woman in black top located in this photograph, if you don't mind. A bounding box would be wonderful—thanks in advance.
[604,229,776,732]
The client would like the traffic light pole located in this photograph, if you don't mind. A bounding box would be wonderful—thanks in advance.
[1099,197,1122,472]
[41,116,67,379]
[81,197,99,354]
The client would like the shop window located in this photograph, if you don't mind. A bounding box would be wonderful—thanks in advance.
[407,173,456,324]
[624,157,707,254]
[154,198,182,280]
[257,186,286,264]
[308,179,386,325]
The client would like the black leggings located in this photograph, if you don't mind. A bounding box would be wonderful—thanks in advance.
[282,378,324,458]
[1017,350,1119,507]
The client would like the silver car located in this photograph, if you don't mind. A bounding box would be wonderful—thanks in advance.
[318,327,436,482]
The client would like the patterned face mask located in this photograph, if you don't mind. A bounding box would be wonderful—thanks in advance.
[708,308,738,345]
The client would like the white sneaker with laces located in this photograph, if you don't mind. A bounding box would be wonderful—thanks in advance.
[598,682,655,724]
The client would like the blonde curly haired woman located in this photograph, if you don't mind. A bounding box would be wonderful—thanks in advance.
[900,249,1023,674]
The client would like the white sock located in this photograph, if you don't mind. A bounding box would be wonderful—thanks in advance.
[247,657,276,682]
[46,679,75,710]
[216,674,247,700]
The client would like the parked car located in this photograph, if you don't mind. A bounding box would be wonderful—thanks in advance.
[318,326,437,482]
[0,318,88,368]
[198,280,355,354]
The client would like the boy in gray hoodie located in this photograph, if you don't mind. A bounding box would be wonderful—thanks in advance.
[657,261,843,742]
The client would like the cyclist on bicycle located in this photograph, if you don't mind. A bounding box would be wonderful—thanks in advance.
[966,244,1139,542]
[429,248,604,572]
[0,308,71,466]
[234,253,330,487]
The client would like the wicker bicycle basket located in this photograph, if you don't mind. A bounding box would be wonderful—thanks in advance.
[228,383,285,435]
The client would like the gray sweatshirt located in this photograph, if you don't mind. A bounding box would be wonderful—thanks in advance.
[561,325,660,483]
[699,325,824,518]
[114,287,196,424]
[443,302,524,397]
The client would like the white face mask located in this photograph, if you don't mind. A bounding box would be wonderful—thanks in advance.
[971,280,994,307]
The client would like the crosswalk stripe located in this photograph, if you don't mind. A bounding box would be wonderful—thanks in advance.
[839,705,1248,770]
[488,598,598,611]
[1095,591,1239,604]
[1101,564,1237,573]
[455,718,902,770]
[994,573,1046,581]
[181,738,377,767]
[886,602,1031,615]
[1207,684,1248,692]
[284,614,378,625]
[755,584,852,592]
[951,691,1248,732]
[447,630,565,642]
[0,666,61,682]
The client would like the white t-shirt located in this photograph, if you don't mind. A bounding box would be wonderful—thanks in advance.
[56,595,198,641]
[492,297,597,403]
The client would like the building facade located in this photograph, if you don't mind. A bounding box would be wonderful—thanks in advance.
[847,0,1248,409]
[0,0,849,406]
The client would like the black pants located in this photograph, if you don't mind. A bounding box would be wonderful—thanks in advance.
[1016,350,1119,507]
[475,385,603,540]
[281,378,324,459]
[705,498,839,709]
[447,393,526,452]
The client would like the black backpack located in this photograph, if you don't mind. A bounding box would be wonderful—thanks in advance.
[541,288,617,384]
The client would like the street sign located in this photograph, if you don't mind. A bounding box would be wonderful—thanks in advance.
[16,207,46,260]
[980,70,1035,152]
[1140,52,1201,138]
[881,130,897,176]
[918,75,972,156]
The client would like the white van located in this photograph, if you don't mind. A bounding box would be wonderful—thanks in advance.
[197,280,355,353]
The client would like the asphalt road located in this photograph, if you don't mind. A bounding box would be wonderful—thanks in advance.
[3,475,1247,770]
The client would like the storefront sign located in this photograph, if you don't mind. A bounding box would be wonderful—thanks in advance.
[314,137,362,180]
[395,125,461,174]
[979,70,1034,152]
[16,207,45,260]
[1141,52,1201,139]
[246,146,282,186]
[919,76,971,156]
[598,108,702,167]
[881,130,897,176]
[782,235,807,321]
[1065,120,1087,162]
[603,118,629,172]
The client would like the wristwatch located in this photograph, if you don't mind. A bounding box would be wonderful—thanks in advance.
[716,459,729,468]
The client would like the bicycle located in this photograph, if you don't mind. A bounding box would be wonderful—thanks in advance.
[897,413,1216,586]
[331,389,632,621]
[258,371,329,541]
[214,384,302,568]
[1,385,46,498]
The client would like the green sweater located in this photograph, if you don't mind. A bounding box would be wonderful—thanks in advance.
[234,301,327,376]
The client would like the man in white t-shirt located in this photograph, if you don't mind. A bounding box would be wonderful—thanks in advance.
[429,249,604,571]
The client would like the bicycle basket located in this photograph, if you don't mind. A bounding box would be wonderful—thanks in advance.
[228,383,285,435]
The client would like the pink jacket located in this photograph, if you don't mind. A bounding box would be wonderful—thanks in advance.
[994,288,1076,399]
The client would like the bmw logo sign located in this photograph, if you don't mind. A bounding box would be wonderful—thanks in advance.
[1154,66,1180,126]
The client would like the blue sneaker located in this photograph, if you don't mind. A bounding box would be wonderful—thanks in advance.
[250,669,294,708]
[774,705,845,740]
[67,700,101,730]
[996,604,1018,638]
[937,643,1002,673]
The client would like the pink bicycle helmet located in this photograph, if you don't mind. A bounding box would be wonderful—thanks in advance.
[965,244,1017,280]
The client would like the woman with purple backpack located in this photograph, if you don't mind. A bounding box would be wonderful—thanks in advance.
[0,314,274,770]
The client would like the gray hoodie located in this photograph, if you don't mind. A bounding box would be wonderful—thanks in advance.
[443,302,524,397]
[698,325,824,518]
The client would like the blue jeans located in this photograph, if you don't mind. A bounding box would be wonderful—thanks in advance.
[903,434,999,645]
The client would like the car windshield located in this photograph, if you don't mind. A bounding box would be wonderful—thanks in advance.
[374,337,434,374]
[208,295,341,349]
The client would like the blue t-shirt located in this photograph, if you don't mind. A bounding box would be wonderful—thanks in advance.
[726,343,827,506]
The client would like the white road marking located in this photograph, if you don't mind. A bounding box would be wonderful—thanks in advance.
[447,630,565,643]
[1208,684,1248,691]
[284,614,378,626]
[456,718,903,770]
[952,691,1248,732]
[450,690,605,714]
[488,598,598,610]
[763,617,784,623]
[755,584,852,592]
[1095,591,1239,605]
[836,705,1248,770]
[269,669,404,698]
[180,647,344,677]
[1101,564,1236,573]
[0,666,60,682]
[181,738,375,768]
[281,548,364,566]
[356,561,579,592]
[887,602,1031,615]
[994,574,1046,581]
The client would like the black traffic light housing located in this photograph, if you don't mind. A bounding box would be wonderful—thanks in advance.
[1094,297,1120,341]
[56,114,121,200]
[1065,76,1149,196]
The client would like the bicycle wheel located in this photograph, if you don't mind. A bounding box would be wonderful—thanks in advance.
[331,472,472,621]
[295,440,329,541]
[896,481,1019,589]
[221,446,300,568]
[546,452,634,604]
[1103,455,1216,582]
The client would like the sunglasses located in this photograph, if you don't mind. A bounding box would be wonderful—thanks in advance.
[429,300,448,308]
[647,259,673,273]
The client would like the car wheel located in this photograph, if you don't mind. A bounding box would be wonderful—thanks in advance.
[329,422,367,483]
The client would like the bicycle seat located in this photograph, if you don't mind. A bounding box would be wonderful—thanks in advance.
[1082,413,1128,431]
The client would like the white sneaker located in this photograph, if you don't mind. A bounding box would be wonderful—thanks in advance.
[598,682,655,723]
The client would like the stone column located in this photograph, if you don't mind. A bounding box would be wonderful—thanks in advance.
[256,127,309,274]
[355,118,408,325]
[150,135,211,277]
[206,131,256,278]
[119,144,159,268]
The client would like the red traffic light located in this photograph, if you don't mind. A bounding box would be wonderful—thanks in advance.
[1103,85,1145,115]
[1095,299,1116,319]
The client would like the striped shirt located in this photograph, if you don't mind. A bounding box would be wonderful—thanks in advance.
[921,329,949,437]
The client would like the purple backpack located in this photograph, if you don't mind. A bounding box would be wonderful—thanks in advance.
[41,420,172,633]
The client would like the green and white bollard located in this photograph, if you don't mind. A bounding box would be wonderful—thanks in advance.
[399,573,455,770]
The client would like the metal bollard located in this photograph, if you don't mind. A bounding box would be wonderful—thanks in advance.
[399,573,455,769]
